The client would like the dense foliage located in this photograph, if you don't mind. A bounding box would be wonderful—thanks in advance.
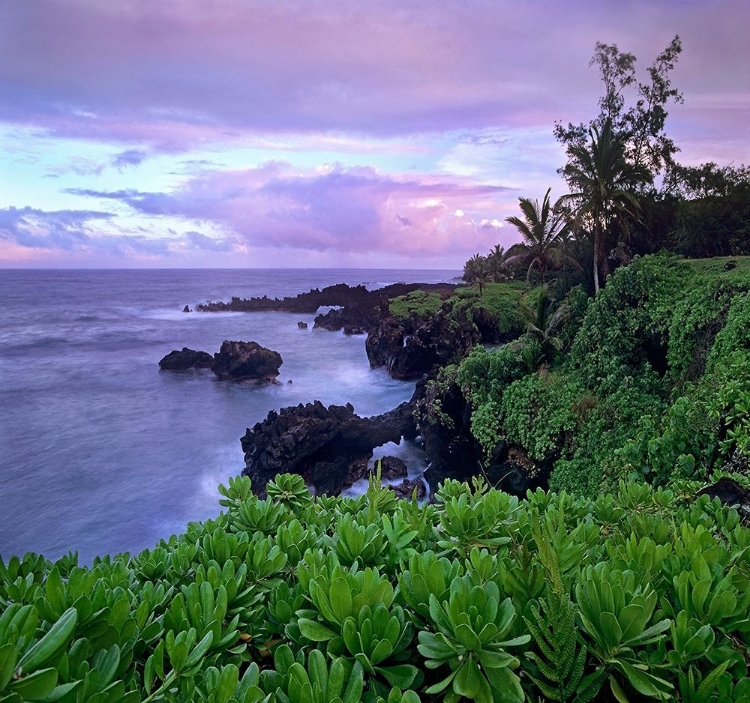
[456,255,750,496]
[2,472,749,702]
[389,282,528,339]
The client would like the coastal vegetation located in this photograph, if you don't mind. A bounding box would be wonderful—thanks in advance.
[2,472,749,702]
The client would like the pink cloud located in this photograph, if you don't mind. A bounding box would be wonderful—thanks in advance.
[65,164,519,261]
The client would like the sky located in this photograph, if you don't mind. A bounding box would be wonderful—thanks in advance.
[1,0,748,269]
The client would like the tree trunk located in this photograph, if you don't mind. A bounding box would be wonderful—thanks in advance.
[593,225,601,295]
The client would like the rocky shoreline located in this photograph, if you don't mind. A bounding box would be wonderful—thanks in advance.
[188,279,536,499]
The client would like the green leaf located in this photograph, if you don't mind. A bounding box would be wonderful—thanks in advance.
[0,643,17,691]
[619,604,647,643]
[329,578,353,624]
[341,662,364,703]
[454,658,483,698]
[185,631,214,670]
[7,667,58,701]
[375,664,419,689]
[18,608,78,674]
[298,619,338,643]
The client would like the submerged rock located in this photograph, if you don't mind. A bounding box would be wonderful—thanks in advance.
[297,321,308,329]
[159,347,213,371]
[392,477,426,500]
[211,340,283,382]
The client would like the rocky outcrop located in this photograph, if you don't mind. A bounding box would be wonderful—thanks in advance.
[159,347,213,371]
[297,321,308,330]
[413,373,483,492]
[393,478,426,500]
[378,456,408,481]
[367,311,482,380]
[211,341,283,382]
[241,400,417,496]
[197,282,456,315]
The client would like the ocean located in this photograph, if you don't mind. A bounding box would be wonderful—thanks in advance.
[0,268,458,563]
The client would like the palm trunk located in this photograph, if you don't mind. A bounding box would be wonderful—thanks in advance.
[593,224,601,295]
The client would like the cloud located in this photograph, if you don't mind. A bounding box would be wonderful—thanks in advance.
[46,156,106,177]
[64,163,520,260]
[60,162,524,261]
[112,149,148,169]
[0,205,230,260]
[184,231,234,252]
[1,0,746,156]
[0,206,112,250]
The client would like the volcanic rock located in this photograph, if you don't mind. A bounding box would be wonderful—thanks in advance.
[698,477,750,522]
[378,455,408,481]
[211,340,283,382]
[297,321,308,329]
[392,478,426,500]
[159,347,213,371]
[241,400,417,495]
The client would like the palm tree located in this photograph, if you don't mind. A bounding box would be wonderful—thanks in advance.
[521,289,571,366]
[463,253,492,298]
[562,120,652,294]
[505,188,578,284]
[487,244,513,281]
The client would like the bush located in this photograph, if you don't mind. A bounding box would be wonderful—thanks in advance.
[1,475,749,702]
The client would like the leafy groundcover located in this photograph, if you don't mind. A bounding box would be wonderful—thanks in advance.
[1,473,749,702]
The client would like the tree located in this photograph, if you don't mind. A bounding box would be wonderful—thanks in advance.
[562,120,651,294]
[521,289,571,367]
[463,253,492,297]
[562,120,652,294]
[487,244,513,281]
[505,188,578,284]
[555,36,683,185]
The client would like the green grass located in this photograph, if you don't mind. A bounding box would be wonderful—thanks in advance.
[389,290,444,320]
[390,281,531,334]
[684,255,750,279]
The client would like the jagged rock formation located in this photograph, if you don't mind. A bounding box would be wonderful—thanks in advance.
[160,341,283,382]
[197,282,455,316]
[212,341,283,382]
[159,347,213,371]
[241,400,417,496]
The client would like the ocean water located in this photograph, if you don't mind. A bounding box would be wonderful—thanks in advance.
[0,268,458,562]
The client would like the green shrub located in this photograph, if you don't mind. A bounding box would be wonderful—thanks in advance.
[2,475,750,701]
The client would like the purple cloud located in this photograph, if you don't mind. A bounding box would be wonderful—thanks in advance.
[1,0,746,156]
[64,164,519,259]
[0,206,112,250]
[112,149,148,169]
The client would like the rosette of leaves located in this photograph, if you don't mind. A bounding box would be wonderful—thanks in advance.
[262,645,365,703]
[417,576,530,703]
[436,493,513,558]
[142,627,215,701]
[231,498,287,536]
[266,474,314,513]
[218,476,253,511]
[297,577,418,695]
[397,551,461,628]
[574,564,673,700]
[192,662,266,703]
[323,513,387,568]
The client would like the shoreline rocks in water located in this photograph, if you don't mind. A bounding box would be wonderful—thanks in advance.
[159,340,283,382]
[241,399,418,496]
[159,347,213,371]
[212,340,283,382]
[196,281,457,317]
